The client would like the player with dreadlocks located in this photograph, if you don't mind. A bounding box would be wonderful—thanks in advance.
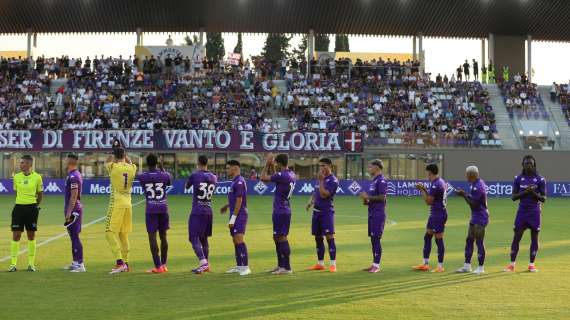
[504,155,547,273]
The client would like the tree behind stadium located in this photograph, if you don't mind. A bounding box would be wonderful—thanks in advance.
[315,34,330,52]
[262,33,291,63]
[335,35,350,52]
[233,32,243,56]
[206,33,225,61]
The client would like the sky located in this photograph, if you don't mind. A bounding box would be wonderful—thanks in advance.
[1,33,569,85]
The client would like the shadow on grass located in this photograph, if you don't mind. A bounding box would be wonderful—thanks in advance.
[175,272,510,319]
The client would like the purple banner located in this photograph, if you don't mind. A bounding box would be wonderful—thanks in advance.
[0,130,363,153]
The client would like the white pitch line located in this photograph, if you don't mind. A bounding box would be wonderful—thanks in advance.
[0,199,146,263]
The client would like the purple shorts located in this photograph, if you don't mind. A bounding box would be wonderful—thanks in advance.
[188,214,213,239]
[66,208,83,234]
[427,215,448,233]
[514,213,541,231]
[311,212,335,236]
[230,215,248,236]
[272,214,291,236]
[146,213,170,233]
[368,215,386,237]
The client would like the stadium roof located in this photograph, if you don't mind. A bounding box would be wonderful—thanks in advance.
[1,0,570,41]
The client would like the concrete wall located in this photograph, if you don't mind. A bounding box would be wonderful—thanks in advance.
[372,148,570,181]
[444,150,570,181]
[493,35,526,77]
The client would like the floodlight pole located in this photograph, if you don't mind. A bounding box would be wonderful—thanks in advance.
[418,33,424,74]
[412,35,417,61]
[26,29,32,59]
[527,35,532,83]
[481,38,486,74]
[488,33,494,67]
[136,28,144,46]
[307,29,315,79]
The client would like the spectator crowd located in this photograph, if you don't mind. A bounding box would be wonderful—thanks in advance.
[0,54,500,147]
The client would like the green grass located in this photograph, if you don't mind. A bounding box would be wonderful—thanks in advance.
[0,195,569,320]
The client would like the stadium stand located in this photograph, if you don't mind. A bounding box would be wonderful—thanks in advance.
[1,55,501,147]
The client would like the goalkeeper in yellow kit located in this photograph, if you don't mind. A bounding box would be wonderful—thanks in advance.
[105,146,137,274]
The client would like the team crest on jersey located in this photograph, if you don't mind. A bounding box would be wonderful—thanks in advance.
[348,181,362,195]
[254,181,268,195]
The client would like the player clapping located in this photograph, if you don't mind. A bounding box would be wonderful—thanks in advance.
[454,166,489,275]
[504,155,546,273]
[260,153,296,275]
[413,164,448,273]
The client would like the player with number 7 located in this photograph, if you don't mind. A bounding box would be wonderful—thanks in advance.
[260,154,296,275]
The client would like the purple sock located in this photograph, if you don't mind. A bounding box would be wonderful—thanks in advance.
[435,238,445,263]
[326,238,336,261]
[279,241,291,270]
[69,230,83,264]
[237,243,248,266]
[465,237,474,264]
[191,237,206,261]
[315,236,325,261]
[423,233,433,260]
[275,241,283,268]
[510,231,523,262]
[159,232,168,265]
[530,231,539,263]
[152,253,161,268]
[371,236,382,264]
[476,239,485,266]
[234,245,240,266]
[200,236,209,260]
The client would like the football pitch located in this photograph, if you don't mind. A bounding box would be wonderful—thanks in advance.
[0,195,569,320]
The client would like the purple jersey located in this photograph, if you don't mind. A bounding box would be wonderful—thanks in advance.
[64,169,82,213]
[468,178,489,225]
[270,169,296,215]
[313,174,339,214]
[513,174,546,215]
[228,175,248,216]
[138,169,171,214]
[429,177,448,217]
[368,174,387,216]
[187,170,218,215]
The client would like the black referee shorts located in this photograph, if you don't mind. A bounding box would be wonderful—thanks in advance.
[11,204,39,232]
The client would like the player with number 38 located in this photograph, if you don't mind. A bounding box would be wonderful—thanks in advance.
[186,155,218,274]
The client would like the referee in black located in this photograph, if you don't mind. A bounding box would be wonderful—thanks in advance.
[9,155,43,272]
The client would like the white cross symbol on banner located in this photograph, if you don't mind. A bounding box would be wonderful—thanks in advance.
[346,132,361,151]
